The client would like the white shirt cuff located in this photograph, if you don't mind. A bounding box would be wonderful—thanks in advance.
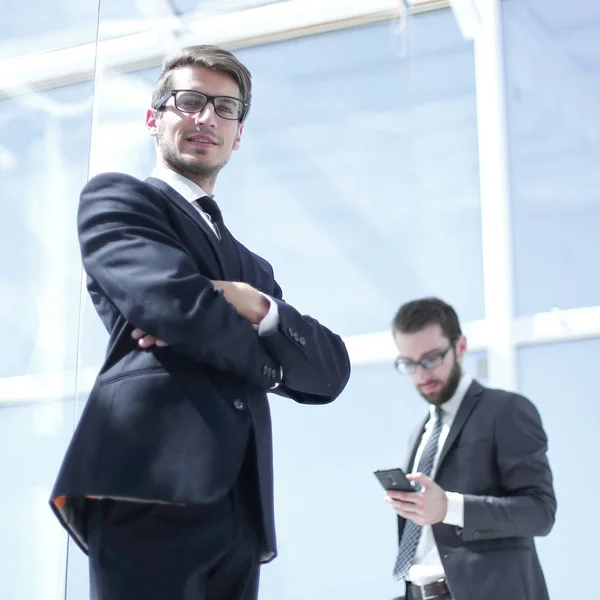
[443,492,464,527]
[256,294,279,336]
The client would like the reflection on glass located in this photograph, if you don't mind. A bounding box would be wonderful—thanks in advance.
[504,0,600,314]
[518,338,600,599]
[85,11,484,340]
[0,34,95,600]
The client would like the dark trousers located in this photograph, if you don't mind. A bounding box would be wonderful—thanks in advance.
[86,490,260,600]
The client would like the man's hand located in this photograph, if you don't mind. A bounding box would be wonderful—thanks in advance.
[132,328,168,349]
[212,280,269,325]
[384,473,448,526]
[130,281,268,348]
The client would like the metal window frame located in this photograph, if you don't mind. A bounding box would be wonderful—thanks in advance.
[0,0,449,100]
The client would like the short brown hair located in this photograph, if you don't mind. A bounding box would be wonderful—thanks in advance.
[151,45,252,120]
[393,297,462,343]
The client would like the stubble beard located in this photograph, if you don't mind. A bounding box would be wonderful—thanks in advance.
[158,133,229,188]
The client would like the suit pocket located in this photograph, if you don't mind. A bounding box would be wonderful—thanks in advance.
[99,367,167,386]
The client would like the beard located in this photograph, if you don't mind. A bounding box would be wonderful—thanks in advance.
[157,128,229,184]
[418,354,462,407]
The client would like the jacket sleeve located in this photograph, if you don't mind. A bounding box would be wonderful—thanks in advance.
[458,394,557,541]
[265,298,351,403]
[78,172,280,390]
[252,263,351,404]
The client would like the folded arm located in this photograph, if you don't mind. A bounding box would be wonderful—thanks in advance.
[211,260,351,403]
[79,172,280,390]
[261,297,351,403]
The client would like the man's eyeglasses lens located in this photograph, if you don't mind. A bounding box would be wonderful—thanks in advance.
[174,91,243,120]
[395,347,451,375]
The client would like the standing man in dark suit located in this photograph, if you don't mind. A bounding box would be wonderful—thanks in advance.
[50,45,350,600]
[384,298,555,600]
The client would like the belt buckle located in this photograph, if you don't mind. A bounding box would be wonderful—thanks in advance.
[419,579,445,600]
[419,586,435,600]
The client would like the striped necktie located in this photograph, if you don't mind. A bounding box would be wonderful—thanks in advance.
[393,406,444,579]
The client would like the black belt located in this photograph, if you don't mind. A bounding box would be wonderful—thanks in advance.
[406,580,451,600]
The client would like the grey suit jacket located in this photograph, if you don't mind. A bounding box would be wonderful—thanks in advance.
[397,380,556,600]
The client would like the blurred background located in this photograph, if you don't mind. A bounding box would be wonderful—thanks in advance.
[1,0,599,597]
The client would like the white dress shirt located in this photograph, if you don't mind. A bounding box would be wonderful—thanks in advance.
[407,374,473,586]
[150,167,280,337]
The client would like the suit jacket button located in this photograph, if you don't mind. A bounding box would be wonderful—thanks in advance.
[287,327,294,337]
[299,336,306,346]
[293,332,300,341]
[233,399,246,411]
[262,365,269,375]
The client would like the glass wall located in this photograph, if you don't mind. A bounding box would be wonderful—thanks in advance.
[502,0,600,594]
[2,0,599,598]
[503,0,600,315]
[0,79,96,600]
[517,338,600,599]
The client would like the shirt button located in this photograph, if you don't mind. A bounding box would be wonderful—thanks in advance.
[233,399,246,411]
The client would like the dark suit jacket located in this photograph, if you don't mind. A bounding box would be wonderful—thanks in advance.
[50,172,351,562]
[397,380,556,600]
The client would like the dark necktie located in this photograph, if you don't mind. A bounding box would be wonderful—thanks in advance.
[393,406,444,580]
[196,195,242,280]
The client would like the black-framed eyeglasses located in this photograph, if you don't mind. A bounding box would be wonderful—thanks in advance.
[154,89,249,121]
[394,345,454,375]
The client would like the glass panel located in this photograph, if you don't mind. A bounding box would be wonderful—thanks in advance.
[0,39,95,600]
[0,0,292,61]
[517,338,600,599]
[0,0,170,59]
[0,82,93,379]
[171,0,288,16]
[0,400,77,599]
[229,14,484,335]
[503,0,600,315]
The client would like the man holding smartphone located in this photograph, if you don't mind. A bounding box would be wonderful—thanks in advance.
[384,298,556,600]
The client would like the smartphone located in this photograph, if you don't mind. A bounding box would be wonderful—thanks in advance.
[373,468,416,493]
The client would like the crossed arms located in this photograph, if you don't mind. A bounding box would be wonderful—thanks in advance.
[80,172,350,401]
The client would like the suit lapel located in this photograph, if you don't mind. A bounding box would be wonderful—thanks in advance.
[145,177,228,277]
[435,380,484,476]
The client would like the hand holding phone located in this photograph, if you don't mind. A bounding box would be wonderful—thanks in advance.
[373,467,416,493]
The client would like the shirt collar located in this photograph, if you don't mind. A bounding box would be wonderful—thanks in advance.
[151,166,209,203]
[431,374,473,419]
